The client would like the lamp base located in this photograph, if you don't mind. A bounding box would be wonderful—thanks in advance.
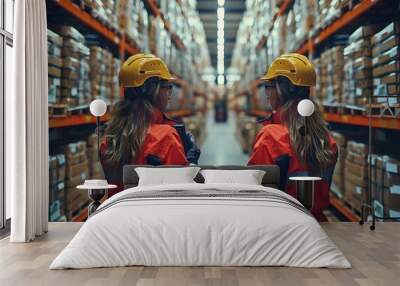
[295,180,314,210]
[88,189,107,216]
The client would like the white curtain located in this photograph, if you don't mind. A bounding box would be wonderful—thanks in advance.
[8,0,49,242]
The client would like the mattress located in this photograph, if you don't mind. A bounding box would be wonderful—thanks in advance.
[50,183,351,269]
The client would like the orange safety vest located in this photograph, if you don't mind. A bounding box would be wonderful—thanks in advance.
[100,108,188,197]
[248,111,337,221]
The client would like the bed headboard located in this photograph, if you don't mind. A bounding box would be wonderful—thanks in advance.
[123,165,280,189]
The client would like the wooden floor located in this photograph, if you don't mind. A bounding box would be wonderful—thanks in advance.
[0,222,399,286]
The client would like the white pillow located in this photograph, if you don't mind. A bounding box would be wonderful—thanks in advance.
[135,167,201,186]
[200,169,266,185]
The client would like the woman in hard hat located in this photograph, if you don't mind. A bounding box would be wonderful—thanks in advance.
[100,54,198,197]
[248,53,337,221]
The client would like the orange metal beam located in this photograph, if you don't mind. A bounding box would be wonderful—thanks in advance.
[55,0,120,45]
[324,112,400,130]
[49,114,110,129]
[330,197,359,222]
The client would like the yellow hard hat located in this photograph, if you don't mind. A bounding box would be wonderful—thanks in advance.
[119,53,175,88]
[261,53,316,87]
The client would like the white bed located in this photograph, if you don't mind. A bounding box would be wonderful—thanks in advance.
[50,183,351,269]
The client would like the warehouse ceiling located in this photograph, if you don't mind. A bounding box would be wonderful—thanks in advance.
[197,0,246,74]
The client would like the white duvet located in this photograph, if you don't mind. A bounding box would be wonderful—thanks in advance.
[50,183,351,269]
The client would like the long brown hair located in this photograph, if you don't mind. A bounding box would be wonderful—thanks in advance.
[276,76,335,171]
[102,78,162,166]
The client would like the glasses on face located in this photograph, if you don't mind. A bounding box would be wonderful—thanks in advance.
[160,84,173,91]
[264,83,276,90]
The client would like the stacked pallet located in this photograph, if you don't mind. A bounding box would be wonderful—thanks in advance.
[87,134,105,179]
[49,154,66,221]
[57,26,91,108]
[343,25,378,106]
[371,22,400,110]
[344,141,369,211]
[319,46,345,104]
[62,141,90,220]
[371,155,400,219]
[47,29,63,106]
[331,132,347,199]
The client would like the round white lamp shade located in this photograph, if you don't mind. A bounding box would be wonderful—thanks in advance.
[297,99,315,117]
[90,99,107,117]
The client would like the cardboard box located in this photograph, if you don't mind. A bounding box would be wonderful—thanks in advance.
[347,141,368,157]
[383,173,400,188]
[353,57,373,70]
[383,187,400,209]
[355,69,372,80]
[66,188,87,208]
[372,36,400,57]
[376,155,400,173]
[373,61,400,78]
[371,22,400,46]
[48,55,63,68]
[56,26,85,42]
[66,171,89,188]
[49,156,58,184]
[355,88,373,97]
[386,84,400,96]
[345,159,368,178]
[49,200,63,222]
[353,38,372,51]
[62,69,79,80]
[62,142,87,158]
[349,25,380,42]
[331,131,347,147]
[47,29,63,46]
[48,66,62,78]
[57,154,66,181]
[345,170,368,188]
[50,181,65,203]
[66,151,87,166]
[62,57,81,69]
[87,134,99,148]
[66,160,89,178]
[344,181,366,211]
[372,46,400,67]
[374,73,399,85]
[60,79,77,90]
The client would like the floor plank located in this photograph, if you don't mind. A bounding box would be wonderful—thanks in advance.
[0,222,399,286]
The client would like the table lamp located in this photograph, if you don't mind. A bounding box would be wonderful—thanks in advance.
[89,99,107,161]
[289,99,321,210]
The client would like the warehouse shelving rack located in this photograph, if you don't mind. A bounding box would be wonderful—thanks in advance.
[256,0,293,52]
[49,0,197,130]
[48,0,200,222]
[144,0,187,51]
[245,0,400,222]
[296,0,381,55]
